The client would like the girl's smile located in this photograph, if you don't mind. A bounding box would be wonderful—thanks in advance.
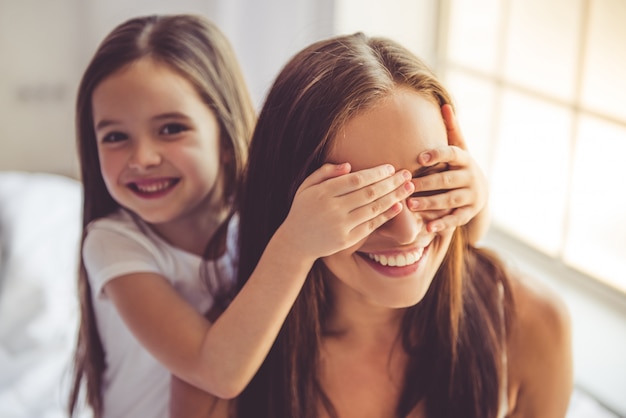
[125,177,180,198]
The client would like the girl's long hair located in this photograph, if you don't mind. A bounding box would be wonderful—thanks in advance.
[68,14,255,417]
[235,33,513,418]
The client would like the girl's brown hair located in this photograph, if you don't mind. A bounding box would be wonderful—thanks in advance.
[235,33,513,418]
[68,14,255,417]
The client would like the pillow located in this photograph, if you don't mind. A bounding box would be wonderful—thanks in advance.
[0,221,6,290]
[0,171,87,417]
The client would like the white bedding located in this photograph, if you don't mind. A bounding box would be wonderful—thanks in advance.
[0,171,87,417]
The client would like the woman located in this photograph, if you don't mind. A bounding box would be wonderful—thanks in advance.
[171,32,572,418]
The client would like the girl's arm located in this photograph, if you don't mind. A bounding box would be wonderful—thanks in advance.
[169,375,229,418]
[407,104,490,244]
[104,163,414,399]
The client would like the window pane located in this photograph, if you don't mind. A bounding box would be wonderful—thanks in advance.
[581,0,626,122]
[444,70,497,174]
[564,116,626,292]
[490,90,572,255]
[446,0,501,73]
[503,0,583,101]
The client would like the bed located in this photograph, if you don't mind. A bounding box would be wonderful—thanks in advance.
[0,171,87,417]
[0,171,620,418]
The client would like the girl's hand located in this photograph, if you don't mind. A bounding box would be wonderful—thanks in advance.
[277,163,415,263]
[407,104,489,239]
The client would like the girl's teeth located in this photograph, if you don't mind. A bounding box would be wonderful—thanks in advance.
[135,180,173,193]
[368,249,423,267]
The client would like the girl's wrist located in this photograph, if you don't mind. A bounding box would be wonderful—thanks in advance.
[269,224,317,271]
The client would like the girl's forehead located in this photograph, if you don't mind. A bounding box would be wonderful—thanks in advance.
[91,57,205,124]
[99,58,179,88]
[328,89,446,171]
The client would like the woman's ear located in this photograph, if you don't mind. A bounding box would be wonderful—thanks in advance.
[441,104,467,150]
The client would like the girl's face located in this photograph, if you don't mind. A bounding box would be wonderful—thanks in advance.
[322,87,454,310]
[91,58,223,228]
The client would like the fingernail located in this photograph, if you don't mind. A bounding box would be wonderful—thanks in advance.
[430,223,440,232]
[404,182,414,192]
[408,199,420,209]
[402,170,411,180]
[386,164,395,175]
[421,152,431,164]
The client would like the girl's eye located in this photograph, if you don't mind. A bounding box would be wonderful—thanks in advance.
[101,132,128,143]
[160,123,188,135]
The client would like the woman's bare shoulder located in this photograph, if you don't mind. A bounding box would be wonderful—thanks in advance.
[509,272,570,340]
[506,272,573,417]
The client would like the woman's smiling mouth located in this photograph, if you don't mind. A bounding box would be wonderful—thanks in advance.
[357,245,431,278]
[365,248,424,267]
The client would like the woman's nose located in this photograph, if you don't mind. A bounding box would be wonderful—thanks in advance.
[128,138,161,170]
[376,201,422,245]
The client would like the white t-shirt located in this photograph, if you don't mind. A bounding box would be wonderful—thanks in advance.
[83,209,238,418]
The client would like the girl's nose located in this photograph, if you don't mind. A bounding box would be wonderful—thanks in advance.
[128,138,161,170]
[376,201,422,245]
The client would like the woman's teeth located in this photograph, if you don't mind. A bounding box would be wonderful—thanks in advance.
[367,248,424,267]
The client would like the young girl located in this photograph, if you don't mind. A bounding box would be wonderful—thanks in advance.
[171,33,572,418]
[69,14,490,418]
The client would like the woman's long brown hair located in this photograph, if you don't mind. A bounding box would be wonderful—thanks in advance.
[68,14,255,417]
[235,33,513,418]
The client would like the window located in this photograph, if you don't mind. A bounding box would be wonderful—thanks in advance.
[439,0,626,293]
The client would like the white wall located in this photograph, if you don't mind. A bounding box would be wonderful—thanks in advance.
[213,0,335,108]
[0,0,82,177]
